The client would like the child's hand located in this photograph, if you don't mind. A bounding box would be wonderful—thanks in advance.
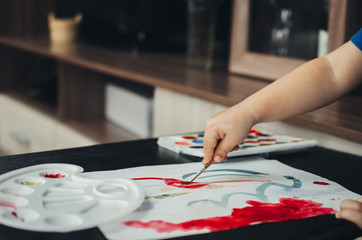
[202,104,256,165]
[336,197,362,229]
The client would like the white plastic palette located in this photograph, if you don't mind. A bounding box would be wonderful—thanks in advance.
[0,164,144,232]
[158,129,317,158]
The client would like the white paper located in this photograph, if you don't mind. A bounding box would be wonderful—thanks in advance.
[84,157,359,240]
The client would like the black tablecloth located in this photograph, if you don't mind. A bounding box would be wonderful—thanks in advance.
[0,139,361,240]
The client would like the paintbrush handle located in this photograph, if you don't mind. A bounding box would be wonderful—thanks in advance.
[189,159,215,183]
[204,159,215,169]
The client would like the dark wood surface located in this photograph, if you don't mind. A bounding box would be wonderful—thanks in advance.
[0,139,361,240]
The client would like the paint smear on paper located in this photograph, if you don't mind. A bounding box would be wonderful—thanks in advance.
[123,197,335,233]
[146,192,190,200]
[313,181,330,185]
[132,178,270,190]
[132,178,208,189]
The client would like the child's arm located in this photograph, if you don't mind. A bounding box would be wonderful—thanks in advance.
[203,41,362,164]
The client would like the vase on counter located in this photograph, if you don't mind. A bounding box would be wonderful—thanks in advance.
[186,0,221,70]
[48,12,82,43]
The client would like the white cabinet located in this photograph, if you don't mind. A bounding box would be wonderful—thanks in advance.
[153,87,227,137]
[54,123,97,150]
[0,95,55,154]
[0,94,98,155]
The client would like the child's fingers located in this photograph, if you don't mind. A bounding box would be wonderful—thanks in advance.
[340,199,362,211]
[336,209,362,229]
[202,132,219,165]
[213,138,239,163]
[336,198,362,229]
[202,144,216,165]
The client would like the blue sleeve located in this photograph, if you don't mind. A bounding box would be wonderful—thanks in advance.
[351,28,362,51]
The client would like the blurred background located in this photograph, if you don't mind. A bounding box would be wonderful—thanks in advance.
[0,0,360,156]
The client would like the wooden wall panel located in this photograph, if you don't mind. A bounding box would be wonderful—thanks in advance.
[58,63,105,121]
[0,0,54,36]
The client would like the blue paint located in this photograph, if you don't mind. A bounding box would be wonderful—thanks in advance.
[135,201,154,212]
[192,139,204,144]
[182,169,268,180]
[187,176,302,206]
[198,174,264,179]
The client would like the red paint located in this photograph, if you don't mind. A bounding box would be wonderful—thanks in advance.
[175,141,194,146]
[42,172,66,178]
[244,139,276,144]
[132,177,208,189]
[243,140,258,144]
[313,181,330,185]
[258,138,275,142]
[182,135,199,140]
[249,129,262,135]
[0,201,17,208]
[123,197,335,233]
[11,211,24,221]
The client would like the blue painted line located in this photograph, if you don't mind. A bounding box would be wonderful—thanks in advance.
[187,176,302,206]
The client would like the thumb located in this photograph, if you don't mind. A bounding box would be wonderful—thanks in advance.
[202,134,219,165]
[213,138,238,162]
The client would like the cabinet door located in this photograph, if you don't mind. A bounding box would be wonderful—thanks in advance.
[153,87,227,137]
[55,123,97,150]
[0,95,55,155]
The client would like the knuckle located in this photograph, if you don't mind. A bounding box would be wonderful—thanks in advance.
[216,147,229,156]
[341,199,362,211]
[358,202,362,211]
[338,209,352,219]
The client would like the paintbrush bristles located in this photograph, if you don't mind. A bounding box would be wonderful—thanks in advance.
[188,164,208,183]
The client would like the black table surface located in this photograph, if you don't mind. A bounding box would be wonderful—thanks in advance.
[0,139,361,240]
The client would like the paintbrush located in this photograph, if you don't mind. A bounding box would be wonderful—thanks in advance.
[189,159,215,183]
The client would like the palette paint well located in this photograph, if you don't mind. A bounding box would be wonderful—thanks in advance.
[0,164,144,232]
[157,129,317,158]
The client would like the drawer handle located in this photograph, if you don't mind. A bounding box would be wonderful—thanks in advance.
[9,130,30,145]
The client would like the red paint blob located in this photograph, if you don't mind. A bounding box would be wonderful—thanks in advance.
[182,136,200,140]
[249,129,262,135]
[313,181,330,185]
[123,197,335,233]
[42,172,66,178]
[175,141,194,146]
[132,177,208,189]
